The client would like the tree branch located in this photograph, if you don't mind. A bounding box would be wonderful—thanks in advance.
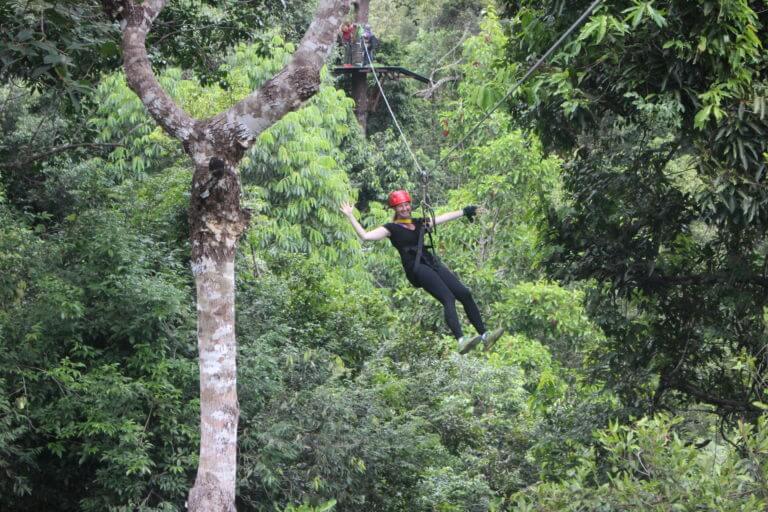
[415,75,460,99]
[112,0,349,153]
[644,271,768,288]
[119,0,196,142]
[429,25,471,80]
[674,381,762,414]
[1,143,122,169]
[209,0,349,146]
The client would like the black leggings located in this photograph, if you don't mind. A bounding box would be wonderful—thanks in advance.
[413,263,485,339]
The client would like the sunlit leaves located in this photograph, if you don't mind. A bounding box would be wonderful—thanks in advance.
[89,73,181,182]
[576,14,629,45]
[515,414,768,510]
[622,1,667,29]
[242,75,359,261]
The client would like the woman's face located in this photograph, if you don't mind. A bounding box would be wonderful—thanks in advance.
[394,201,412,218]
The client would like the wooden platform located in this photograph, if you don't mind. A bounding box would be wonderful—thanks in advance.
[332,65,431,84]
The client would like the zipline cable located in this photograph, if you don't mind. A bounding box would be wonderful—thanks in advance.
[362,47,424,176]
[434,0,604,168]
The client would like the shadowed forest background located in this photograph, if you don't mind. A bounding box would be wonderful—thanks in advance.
[1,0,768,510]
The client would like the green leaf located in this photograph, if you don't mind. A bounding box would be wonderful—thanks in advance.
[646,5,667,27]
[43,52,66,65]
[694,105,712,128]
[622,2,646,28]
[697,36,707,52]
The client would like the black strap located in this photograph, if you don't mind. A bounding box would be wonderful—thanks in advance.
[425,223,436,259]
[412,221,425,276]
[411,219,438,277]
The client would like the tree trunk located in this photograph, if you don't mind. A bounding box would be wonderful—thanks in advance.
[352,0,370,131]
[354,0,369,21]
[352,73,369,132]
[186,155,250,511]
[188,253,239,511]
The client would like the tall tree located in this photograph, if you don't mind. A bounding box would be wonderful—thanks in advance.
[500,0,768,417]
[103,0,349,509]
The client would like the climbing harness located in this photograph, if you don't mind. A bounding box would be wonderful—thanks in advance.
[412,218,429,278]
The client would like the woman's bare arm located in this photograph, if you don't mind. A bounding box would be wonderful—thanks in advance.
[340,202,391,241]
[433,205,484,226]
[432,210,466,226]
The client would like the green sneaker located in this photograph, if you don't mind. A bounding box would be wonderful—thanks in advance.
[458,334,483,354]
[481,328,504,352]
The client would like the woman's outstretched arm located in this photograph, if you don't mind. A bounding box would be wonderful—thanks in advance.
[432,210,465,225]
[432,206,482,226]
[340,202,391,241]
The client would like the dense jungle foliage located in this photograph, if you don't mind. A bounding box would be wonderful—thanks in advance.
[1,0,767,510]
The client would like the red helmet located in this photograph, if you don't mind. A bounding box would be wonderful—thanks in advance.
[388,189,411,207]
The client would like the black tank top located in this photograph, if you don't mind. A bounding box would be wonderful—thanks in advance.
[384,218,438,285]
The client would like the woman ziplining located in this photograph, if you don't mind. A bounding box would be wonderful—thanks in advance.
[341,189,504,354]
[337,0,604,353]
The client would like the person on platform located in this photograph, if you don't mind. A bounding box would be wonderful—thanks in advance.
[362,24,379,65]
[339,22,356,66]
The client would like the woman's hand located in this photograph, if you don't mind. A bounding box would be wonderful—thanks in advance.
[340,201,355,217]
[340,201,391,241]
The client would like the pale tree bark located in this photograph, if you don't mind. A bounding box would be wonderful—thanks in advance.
[106,0,350,510]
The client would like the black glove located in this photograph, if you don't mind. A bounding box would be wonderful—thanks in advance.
[463,205,477,222]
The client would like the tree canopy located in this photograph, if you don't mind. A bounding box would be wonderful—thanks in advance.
[1,0,767,510]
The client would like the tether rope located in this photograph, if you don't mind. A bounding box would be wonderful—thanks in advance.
[362,44,435,220]
[362,47,424,173]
